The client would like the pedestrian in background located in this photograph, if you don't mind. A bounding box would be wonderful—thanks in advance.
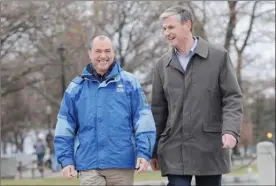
[33,138,46,167]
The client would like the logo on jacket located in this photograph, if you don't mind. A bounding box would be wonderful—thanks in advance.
[116,84,124,92]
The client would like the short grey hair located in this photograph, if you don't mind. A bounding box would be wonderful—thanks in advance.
[160,6,193,31]
[88,35,113,50]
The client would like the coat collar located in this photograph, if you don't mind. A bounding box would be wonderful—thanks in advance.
[194,36,209,59]
[81,60,122,81]
[166,36,209,67]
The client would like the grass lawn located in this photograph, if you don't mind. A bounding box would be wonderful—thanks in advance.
[0,171,163,185]
[1,165,257,185]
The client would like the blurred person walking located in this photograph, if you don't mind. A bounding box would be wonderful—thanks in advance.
[33,138,46,168]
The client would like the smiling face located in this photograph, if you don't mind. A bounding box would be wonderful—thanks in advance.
[162,15,191,48]
[88,36,115,75]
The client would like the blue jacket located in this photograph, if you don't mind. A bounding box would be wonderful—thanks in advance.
[54,61,156,170]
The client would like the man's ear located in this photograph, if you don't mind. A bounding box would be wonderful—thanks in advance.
[112,51,116,61]
[185,20,192,30]
[182,23,187,29]
[88,49,93,60]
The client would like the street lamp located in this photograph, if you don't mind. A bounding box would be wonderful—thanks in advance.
[46,105,53,153]
[267,132,273,139]
[46,105,54,170]
[57,44,66,97]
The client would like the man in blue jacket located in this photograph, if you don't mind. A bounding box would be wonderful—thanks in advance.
[54,35,156,185]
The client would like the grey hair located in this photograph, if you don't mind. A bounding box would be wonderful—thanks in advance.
[88,35,113,49]
[160,6,193,31]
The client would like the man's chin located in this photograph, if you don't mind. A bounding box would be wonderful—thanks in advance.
[98,63,109,68]
[98,66,110,72]
[167,40,177,47]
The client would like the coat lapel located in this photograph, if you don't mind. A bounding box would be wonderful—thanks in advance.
[167,49,185,75]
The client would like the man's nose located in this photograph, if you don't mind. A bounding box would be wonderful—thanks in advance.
[100,52,107,59]
[164,30,170,37]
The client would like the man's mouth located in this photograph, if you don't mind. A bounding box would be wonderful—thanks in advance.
[168,36,175,41]
[98,60,109,64]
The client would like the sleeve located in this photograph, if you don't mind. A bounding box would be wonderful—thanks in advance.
[53,83,78,168]
[219,51,244,143]
[151,65,168,158]
[131,78,156,162]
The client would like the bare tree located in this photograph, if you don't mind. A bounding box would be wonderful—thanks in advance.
[1,1,274,153]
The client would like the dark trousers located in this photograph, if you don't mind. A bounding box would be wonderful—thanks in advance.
[167,174,222,186]
[37,153,45,166]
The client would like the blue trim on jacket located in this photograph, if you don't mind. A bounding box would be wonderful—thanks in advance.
[54,61,156,170]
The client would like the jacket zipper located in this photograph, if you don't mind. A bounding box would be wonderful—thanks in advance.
[83,76,118,168]
[74,132,80,160]
[96,101,100,167]
[84,77,100,167]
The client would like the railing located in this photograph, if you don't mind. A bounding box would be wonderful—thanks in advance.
[17,160,45,179]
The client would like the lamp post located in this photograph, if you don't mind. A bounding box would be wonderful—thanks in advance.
[46,105,53,149]
[57,44,66,97]
[46,105,53,170]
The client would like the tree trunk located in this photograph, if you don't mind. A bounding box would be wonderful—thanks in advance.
[236,52,243,90]
[224,1,237,51]
[13,131,24,153]
[192,20,208,41]
[2,141,7,154]
[244,145,248,157]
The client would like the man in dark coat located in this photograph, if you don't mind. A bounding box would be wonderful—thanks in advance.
[150,6,243,186]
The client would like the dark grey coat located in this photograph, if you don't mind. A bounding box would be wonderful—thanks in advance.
[151,37,243,176]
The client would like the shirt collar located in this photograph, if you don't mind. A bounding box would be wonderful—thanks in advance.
[175,37,198,57]
[88,61,117,82]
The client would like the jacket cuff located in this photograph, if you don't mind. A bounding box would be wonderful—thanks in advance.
[60,158,75,168]
[222,130,240,144]
[137,152,150,162]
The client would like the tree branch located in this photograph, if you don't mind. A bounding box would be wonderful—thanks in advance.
[239,1,258,53]
[224,1,238,52]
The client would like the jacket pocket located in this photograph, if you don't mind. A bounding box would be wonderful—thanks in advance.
[202,121,222,133]
[74,135,80,159]
[147,136,151,153]
[157,125,171,155]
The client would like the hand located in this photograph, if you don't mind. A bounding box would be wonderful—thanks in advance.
[135,158,149,173]
[62,165,77,179]
[150,158,160,171]
[222,134,237,148]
